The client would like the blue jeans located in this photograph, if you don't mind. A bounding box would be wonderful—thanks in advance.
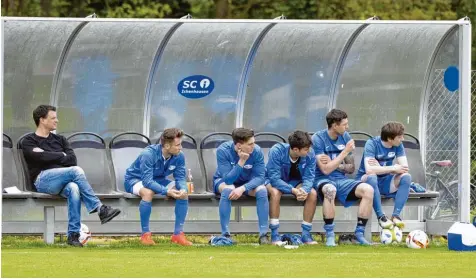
[34,166,102,235]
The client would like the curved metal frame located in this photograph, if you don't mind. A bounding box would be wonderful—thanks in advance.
[199,132,233,150]
[50,21,89,107]
[3,133,13,146]
[109,132,151,149]
[348,131,373,138]
[254,132,286,143]
[66,132,105,145]
[404,132,420,146]
[16,133,33,149]
[143,22,183,137]
[235,23,276,127]
[419,25,458,167]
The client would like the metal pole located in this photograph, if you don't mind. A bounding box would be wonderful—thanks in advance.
[1,17,466,25]
[0,12,4,239]
[458,20,471,223]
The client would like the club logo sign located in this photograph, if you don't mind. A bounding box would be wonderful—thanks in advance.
[178,75,215,99]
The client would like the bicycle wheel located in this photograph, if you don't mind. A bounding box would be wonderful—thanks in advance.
[431,181,476,220]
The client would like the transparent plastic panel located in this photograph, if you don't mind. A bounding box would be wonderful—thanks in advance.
[3,21,81,140]
[243,24,361,136]
[335,24,453,136]
[56,22,175,139]
[148,23,268,140]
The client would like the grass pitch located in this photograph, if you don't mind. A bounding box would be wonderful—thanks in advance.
[2,235,475,278]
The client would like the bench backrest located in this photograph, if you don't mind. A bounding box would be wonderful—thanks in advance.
[3,133,22,190]
[254,132,286,164]
[200,132,233,192]
[348,131,373,179]
[17,133,36,191]
[109,132,151,193]
[403,133,426,185]
[67,132,116,194]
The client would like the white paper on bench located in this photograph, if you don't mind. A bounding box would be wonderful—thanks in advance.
[3,186,22,194]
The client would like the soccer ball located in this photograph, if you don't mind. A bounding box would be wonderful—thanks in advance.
[79,223,92,245]
[406,230,429,249]
[392,226,403,243]
[380,226,403,244]
[380,229,393,244]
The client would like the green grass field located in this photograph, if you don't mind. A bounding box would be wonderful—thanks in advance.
[2,235,475,278]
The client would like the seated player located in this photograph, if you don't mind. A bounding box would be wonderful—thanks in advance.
[356,121,411,229]
[124,128,192,246]
[213,128,269,244]
[266,130,318,245]
[312,109,374,245]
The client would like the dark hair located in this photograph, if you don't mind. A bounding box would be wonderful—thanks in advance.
[381,122,405,141]
[232,128,254,144]
[33,105,56,127]
[160,128,184,145]
[288,130,312,150]
[326,109,348,128]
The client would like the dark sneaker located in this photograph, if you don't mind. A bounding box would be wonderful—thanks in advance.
[67,232,83,247]
[99,205,121,224]
[338,234,353,245]
[259,233,270,245]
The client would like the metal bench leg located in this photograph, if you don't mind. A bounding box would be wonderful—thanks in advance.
[44,206,55,244]
[364,213,373,243]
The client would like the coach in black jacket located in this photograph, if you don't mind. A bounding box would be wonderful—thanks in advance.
[22,105,121,247]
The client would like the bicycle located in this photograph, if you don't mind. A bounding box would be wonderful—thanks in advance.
[426,160,476,220]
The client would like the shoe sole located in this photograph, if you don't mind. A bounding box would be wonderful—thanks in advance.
[171,240,192,246]
[101,209,121,224]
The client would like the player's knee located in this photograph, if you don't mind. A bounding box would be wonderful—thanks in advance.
[221,187,233,200]
[255,185,268,198]
[309,188,318,200]
[268,186,282,199]
[322,183,337,199]
[363,174,377,183]
[400,173,412,181]
[361,183,374,199]
[141,188,155,201]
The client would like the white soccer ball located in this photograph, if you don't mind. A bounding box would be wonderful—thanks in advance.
[380,229,393,245]
[79,223,92,245]
[392,226,403,243]
[406,230,429,249]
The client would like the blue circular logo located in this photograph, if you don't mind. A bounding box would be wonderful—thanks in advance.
[178,75,215,99]
[443,66,459,92]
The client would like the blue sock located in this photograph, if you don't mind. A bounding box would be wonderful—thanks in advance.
[393,175,411,217]
[174,199,188,235]
[301,222,312,236]
[269,219,280,241]
[355,225,371,245]
[366,175,384,218]
[324,223,336,246]
[219,188,233,235]
[139,200,152,234]
[255,188,269,235]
